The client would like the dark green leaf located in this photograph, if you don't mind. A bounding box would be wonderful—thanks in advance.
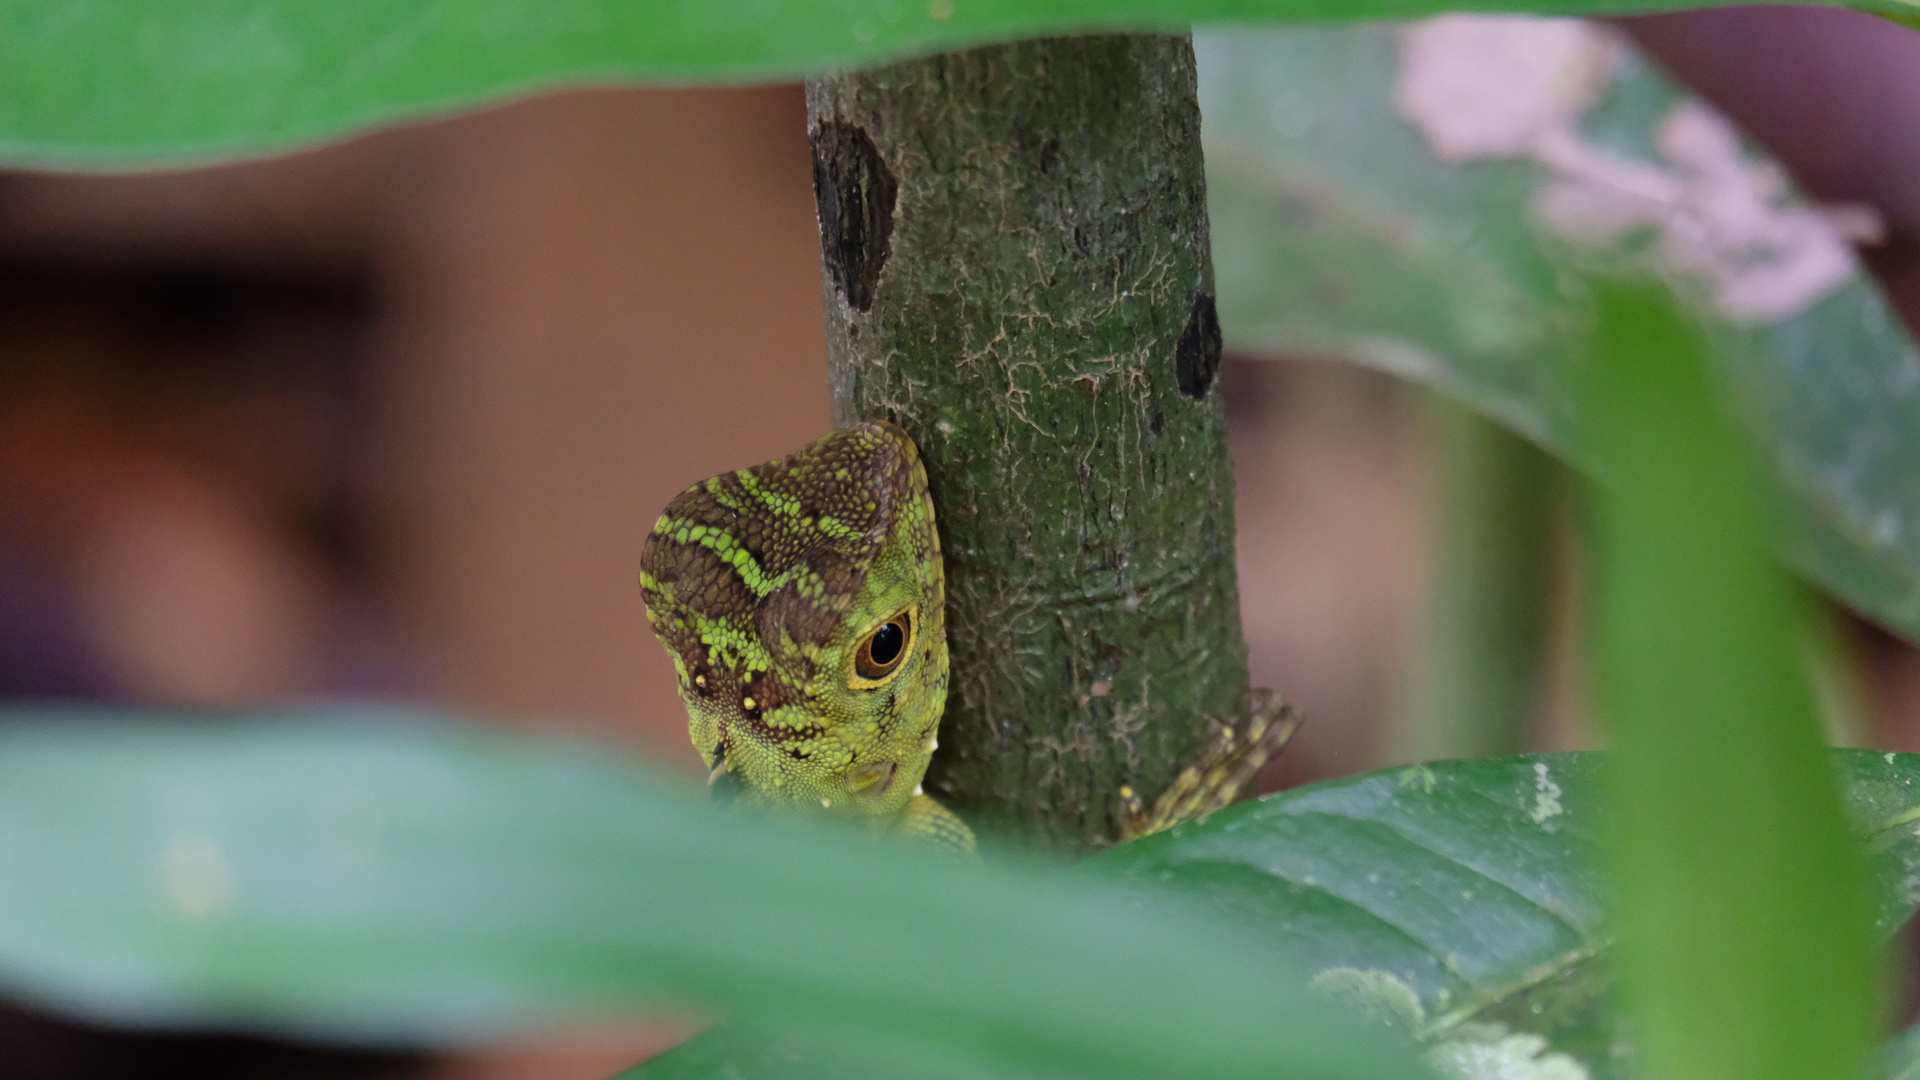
[653,748,1920,1079]
[1096,754,1609,1045]
[1202,24,1920,644]
[0,706,1417,1080]
[1109,749,1920,1078]
[2,2,1917,167]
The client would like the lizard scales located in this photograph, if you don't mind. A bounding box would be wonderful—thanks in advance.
[639,421,1298,853]
[639,421,974,850]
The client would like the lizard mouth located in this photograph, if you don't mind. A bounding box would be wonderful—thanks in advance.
[846,760,899,799]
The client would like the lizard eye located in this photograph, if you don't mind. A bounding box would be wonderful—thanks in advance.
[851,607,916,687]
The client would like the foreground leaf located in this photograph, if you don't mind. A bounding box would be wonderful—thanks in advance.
[1584,282,1874,1080]
[650,748,1920,1079]
[1201,23,1920,644]
[3,1,1917,167]
[1885,1022,1920,1080]
[632,1023,1081,1080]
[0,706,1415,1080]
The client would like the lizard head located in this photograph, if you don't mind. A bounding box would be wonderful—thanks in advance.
[639,421,947,820]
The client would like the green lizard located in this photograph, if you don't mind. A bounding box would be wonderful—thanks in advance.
[639,421,1297,854]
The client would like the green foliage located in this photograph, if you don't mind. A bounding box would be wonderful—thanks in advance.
[0,0,1913,167]
[0,705,1904,1078]
[1201,24,1920,647]
[1395,398,1559,761]
[0,7,1913,1080]
[1201,31,1915,1072]
[643,748,1920,1078]
[0,707,1417,1080]
[1583,282,1876,1080]
[1886,1023,1920,1080]
[1202,32,1904,1073]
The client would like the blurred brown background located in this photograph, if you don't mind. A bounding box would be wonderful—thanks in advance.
[0,7,1915,1079]
[0,84,834,1080]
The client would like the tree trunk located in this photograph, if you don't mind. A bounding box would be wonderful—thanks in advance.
[807,35,1252,853]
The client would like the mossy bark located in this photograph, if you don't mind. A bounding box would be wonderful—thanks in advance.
[807,35,1251,853]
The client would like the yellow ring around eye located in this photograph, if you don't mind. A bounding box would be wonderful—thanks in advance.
[849,605,917,689]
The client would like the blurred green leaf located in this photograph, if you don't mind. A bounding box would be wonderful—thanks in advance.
[0,705,1417,1080]
[2,1,1917,167]
[8,710,1909,1080]
[645,748,1920,1079]
[630,1022,1080,1080]
[1884,1022,1920,1080]
[1202,24,1920,645]
[1584,282,1875,1080]
[1393,396,1559,762]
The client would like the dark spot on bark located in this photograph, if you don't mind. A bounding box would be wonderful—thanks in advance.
[811,119,897,313]
[1150,411,1166,436]
[1037,136,1061,175]
[1175,291,1223,401]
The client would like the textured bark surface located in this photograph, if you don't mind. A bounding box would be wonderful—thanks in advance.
[807,36,1251,852]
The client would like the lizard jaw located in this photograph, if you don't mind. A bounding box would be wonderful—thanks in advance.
[846,759,899,800]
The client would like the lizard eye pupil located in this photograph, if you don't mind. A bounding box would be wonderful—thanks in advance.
[870,623,905,665]
[853,609,914,683]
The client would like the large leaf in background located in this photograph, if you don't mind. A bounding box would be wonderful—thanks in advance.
[638,748,1920,1080]
[1201,22,1920,642]
[1,1,1915,167]
[1100,750,1918,1080]
[0,707,1418,1080]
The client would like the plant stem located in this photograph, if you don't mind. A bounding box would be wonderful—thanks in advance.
[807,35,1250,852]
[1394,393,1558,762]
